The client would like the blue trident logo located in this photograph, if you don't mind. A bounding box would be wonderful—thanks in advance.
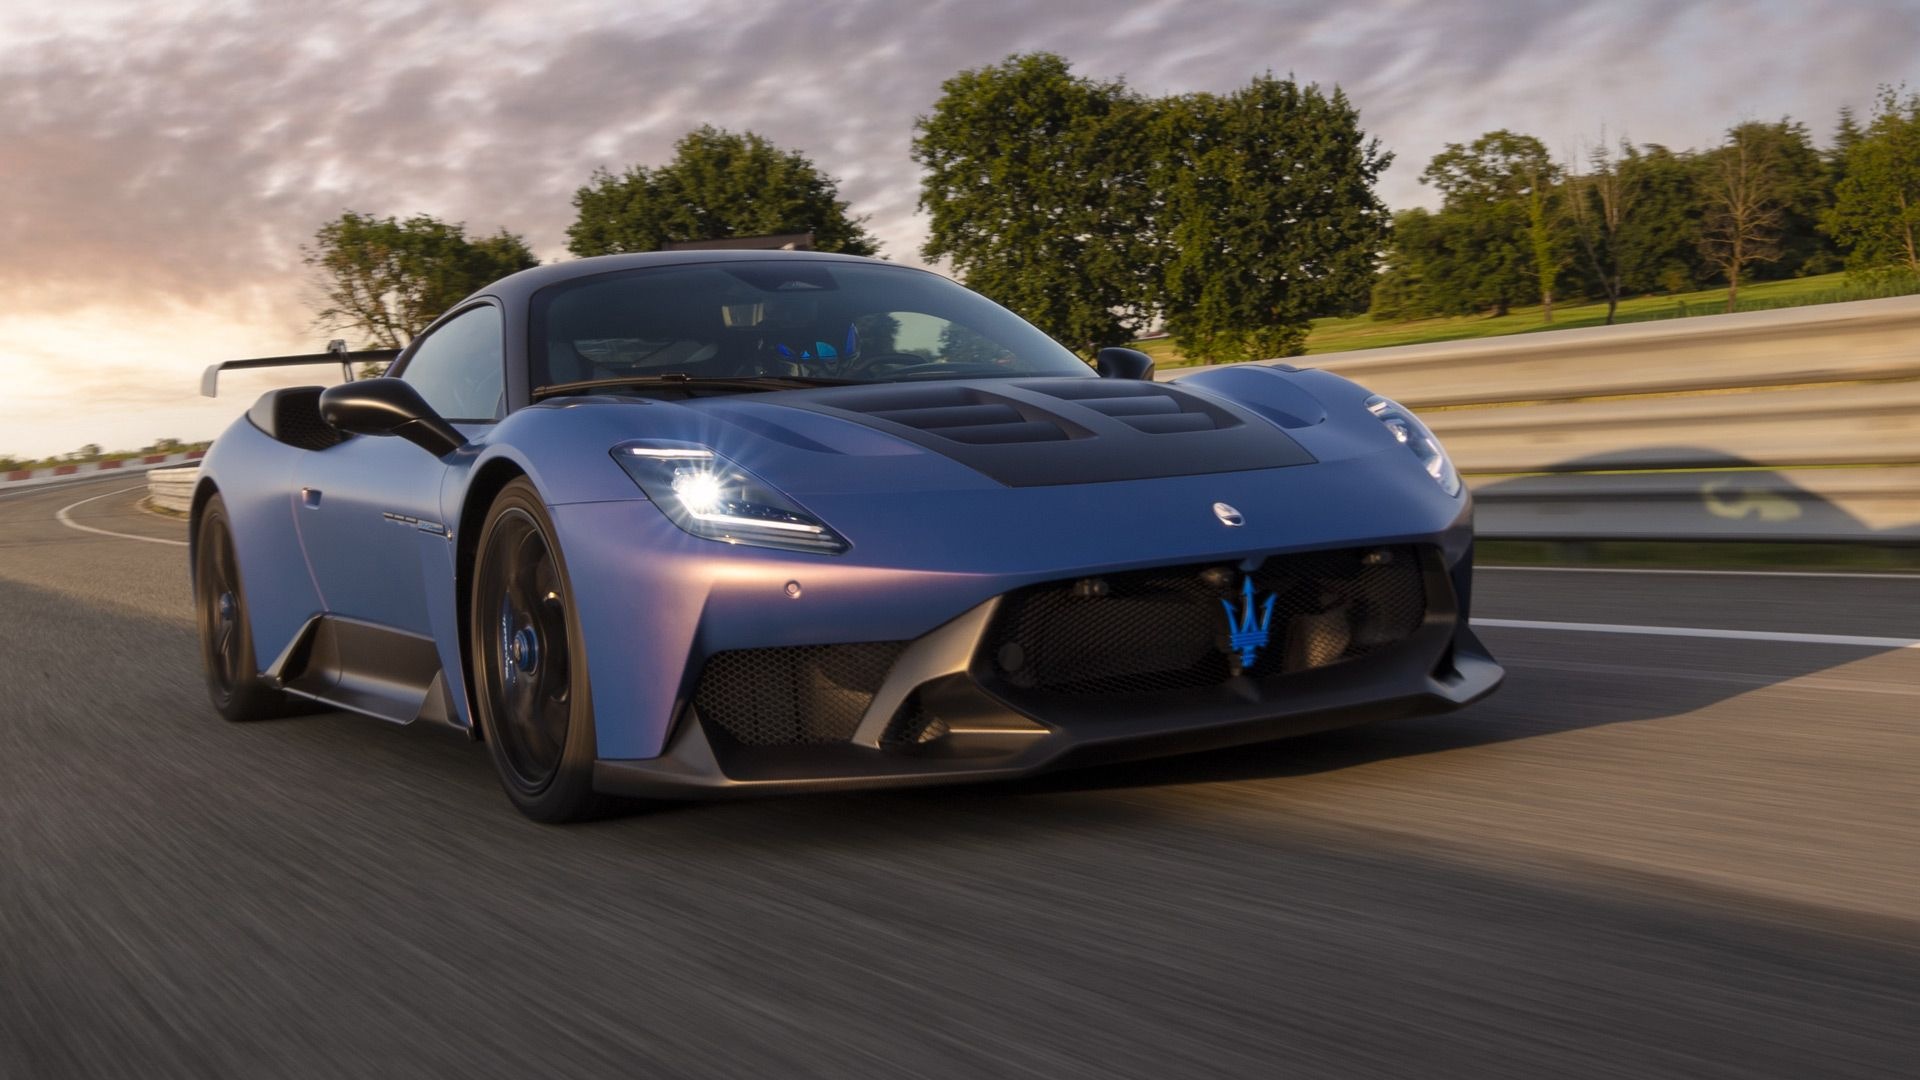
[1222,576,1277,669]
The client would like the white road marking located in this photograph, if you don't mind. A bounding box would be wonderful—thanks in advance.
[1481,564,1920,582]
[1475,618,1920,650]
[1499,657,1920,697]
[54,486,189,547]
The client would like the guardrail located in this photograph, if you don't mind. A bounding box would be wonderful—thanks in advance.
[0,450,206,490]
[146,466,198,514]
[1173,295,1920,543]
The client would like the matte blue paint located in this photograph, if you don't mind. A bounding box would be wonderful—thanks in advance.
[193,252,1483,769]
[294,433,450,635]
[196,420,321,661]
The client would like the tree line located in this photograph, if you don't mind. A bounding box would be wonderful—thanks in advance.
[1,437,207,473]
[1379,85,1920,325]
[304,55,1920,367]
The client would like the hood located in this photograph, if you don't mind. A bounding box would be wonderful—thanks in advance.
[687,377,1314,492]
[495,367,1467,572]
[505,366,1401,507]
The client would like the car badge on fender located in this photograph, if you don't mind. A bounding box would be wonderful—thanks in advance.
[1222,576,1277,669]
[1213,502,1245,527]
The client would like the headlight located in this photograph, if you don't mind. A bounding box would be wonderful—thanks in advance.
[612,441,849,554]
[1365,395,1461,497]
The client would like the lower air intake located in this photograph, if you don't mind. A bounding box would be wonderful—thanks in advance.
[693,642,905,746]
[982,545,1432,699]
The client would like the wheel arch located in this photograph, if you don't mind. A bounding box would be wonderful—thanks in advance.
[452,458,530,740]
[187,476,221,587]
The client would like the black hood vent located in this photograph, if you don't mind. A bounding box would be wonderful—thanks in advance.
[777,377,1315,487]
[849,386,1077,445]
[1023,379,1225,434]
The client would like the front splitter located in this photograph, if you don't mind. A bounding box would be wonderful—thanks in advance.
[591,634,1503,800]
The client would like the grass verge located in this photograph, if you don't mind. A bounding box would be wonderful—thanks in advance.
[142,498,187,520]
[1141,271,1920,365]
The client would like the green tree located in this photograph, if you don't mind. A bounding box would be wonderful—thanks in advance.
[305,212,537,348]
[1156,75,1392,362]
[1726,120,1838,278]
[914,53,1152,353]
[1613,144,1710,294]
[1372,204,1523,318]
[1698,125,1793,310]
[1826,87,1920,275]
[1368,209,1440,320]
[1417,131,1564,318]
[1830,106,1866,195]
[568,126,877,257]
[1564,139,1641,325]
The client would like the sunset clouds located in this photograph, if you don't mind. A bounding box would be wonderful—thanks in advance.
[2,0,1913,455]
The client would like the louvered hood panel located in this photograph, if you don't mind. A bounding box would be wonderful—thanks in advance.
[769,377,1316,487]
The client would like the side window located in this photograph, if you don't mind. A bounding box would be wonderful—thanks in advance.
[399,305,504,421]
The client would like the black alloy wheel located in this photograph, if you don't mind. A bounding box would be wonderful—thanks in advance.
[194,493,292,721]
[470,478,601,822]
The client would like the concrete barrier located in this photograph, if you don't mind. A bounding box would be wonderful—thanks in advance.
[146,466,199,514]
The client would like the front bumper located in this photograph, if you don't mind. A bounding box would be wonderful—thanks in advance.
[592,544,1504,799]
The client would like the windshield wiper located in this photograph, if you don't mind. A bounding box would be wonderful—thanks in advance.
[532,373,854,400]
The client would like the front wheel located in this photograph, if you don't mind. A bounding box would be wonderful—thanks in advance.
[194,494,295,721]
[469,478,603,822]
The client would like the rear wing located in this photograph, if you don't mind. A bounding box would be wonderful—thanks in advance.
[200,339,402,397]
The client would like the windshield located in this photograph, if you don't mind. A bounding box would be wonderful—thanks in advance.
[530,260,1095,390]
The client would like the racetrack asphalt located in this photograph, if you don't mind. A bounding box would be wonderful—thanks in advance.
[3,475,1917,1078]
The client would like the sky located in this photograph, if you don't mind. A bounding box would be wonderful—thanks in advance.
[2,0,1916,459]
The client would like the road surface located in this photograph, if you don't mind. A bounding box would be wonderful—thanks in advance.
[3,476,1916,1078]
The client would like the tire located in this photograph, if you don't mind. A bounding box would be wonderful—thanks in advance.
[194,494,294,721]
[468,478,603,822]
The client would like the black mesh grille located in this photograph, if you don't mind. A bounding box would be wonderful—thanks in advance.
[693,643,905,746]
[276,398,348,451]
[982,546,1430,699]
[247,387,349,451]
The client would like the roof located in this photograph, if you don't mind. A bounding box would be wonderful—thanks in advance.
[661,231,814,251]
[475,249,913,305]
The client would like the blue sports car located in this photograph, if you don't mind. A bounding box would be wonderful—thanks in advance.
[192,251,1502,821]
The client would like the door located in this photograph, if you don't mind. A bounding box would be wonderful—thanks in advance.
[296,303,505,636]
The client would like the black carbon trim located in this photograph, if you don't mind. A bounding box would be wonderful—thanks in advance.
[246,386,350,452]
[774,377,1315,487]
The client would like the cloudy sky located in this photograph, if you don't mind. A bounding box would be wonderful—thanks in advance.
[2,0,1915,459]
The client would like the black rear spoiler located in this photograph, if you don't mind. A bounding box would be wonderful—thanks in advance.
[200,339,402,397]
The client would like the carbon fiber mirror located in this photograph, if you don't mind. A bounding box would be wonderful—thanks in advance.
[1095,347,1155,380]
[319,378,466,457]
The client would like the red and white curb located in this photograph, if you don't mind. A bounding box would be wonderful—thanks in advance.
[0,450,205,490]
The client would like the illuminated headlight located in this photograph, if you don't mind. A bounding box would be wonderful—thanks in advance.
[612,441,849,554]
[1365,395,1462,497]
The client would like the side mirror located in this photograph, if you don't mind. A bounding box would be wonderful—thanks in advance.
[1095,347,1155,381]
[319,378,467,457]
